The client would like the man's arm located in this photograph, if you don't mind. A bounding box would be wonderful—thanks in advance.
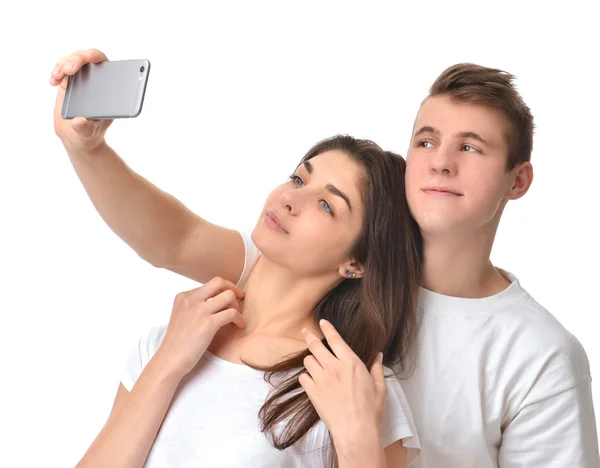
[499,377,599,467]
[51,49,245,284]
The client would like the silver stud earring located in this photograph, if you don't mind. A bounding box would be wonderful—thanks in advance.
[345,269,357,278]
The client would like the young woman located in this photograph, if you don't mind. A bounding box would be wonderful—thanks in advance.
[74,136,422,468]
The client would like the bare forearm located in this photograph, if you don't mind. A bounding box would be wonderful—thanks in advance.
[334,431,387,468]
[338,450,386,468]
[76,356,181,468]
[66,142,200,267]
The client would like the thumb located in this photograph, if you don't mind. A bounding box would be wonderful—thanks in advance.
[71,117,95,137]
[369,352,385,392]
[71,117,94,137]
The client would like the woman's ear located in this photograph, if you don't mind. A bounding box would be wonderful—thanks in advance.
[337,260,365,279]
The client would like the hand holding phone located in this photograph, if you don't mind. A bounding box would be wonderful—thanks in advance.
[50,49,150,155]
[62,58,150,120]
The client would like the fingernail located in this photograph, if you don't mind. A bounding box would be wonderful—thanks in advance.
[53,65,61,74]
[319,319,326,326]
[64,62,74,70]
[378,352,384,363]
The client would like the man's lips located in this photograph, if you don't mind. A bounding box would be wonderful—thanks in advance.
[422,186,463,196]
[265,211,288,233]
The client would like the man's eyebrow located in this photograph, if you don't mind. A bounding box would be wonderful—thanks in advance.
[326,183,352,212]
[414,126,491,147]
[455,131,489,146]
[413,126,440,137]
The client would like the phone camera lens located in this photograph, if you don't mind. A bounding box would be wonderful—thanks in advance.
[140,66,145,73]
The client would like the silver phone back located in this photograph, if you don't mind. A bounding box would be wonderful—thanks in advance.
[61,59,150,119]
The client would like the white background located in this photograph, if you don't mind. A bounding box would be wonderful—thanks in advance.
[1,1,598,466]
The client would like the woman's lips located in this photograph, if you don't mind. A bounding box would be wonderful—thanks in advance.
[265,212,288,233]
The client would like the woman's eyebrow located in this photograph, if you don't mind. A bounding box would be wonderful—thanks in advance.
[303,160,351,211]
[326,184,351,212]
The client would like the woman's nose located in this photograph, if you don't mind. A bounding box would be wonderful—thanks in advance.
[280,189,301,215]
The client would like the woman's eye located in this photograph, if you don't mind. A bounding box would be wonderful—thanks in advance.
[320,200,334,216]
[289,174,304,186]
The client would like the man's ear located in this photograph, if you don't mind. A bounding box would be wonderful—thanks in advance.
[337,260,366,279]
[506,162,534,201]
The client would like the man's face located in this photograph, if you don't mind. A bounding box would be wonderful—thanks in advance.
[405,94,518,237]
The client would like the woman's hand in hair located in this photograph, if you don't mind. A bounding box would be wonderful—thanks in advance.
[155,277,246,381]
[299,320,387,448]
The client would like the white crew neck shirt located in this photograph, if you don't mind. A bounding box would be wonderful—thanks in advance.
[237,230,599,467]
[121,327,420,466]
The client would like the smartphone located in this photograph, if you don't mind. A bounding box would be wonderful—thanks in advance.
[61,59,151,120]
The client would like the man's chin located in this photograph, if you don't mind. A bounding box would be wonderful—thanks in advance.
[416,217,467,239]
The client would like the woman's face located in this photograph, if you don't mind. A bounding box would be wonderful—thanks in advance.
[252,149,366,278]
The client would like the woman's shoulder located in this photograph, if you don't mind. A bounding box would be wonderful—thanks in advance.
[287,420,331,466]
[128,324,168,367]
[141,324,169,356]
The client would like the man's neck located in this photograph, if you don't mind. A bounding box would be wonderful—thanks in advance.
[421,226,510,299]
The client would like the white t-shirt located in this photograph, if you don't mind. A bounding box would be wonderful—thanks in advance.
[237,231,600,468]
[121,325,420,468]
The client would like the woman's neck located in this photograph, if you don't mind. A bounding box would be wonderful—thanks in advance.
[209,256,341,366]
[238,256,340,339]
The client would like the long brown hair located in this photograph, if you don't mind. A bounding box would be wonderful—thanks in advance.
[253,135,422,464]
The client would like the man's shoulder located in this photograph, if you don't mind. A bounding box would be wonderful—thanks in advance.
[499,289,590,388]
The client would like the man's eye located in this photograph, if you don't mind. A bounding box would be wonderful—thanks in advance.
[462,145,477,153]
[418,141,434,148]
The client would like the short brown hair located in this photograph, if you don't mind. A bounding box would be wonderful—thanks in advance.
[429,63,534,171]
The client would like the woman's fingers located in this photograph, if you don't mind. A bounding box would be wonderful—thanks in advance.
[84,48,109,63]
[319,319,353,360]
[302,328,337,368]
[303,354,324,380]
[50,49,109,87]
[212,308,246,330]
[369,352,387,398]
[192,276,245,302]
[298,372,315,395]
[202,289,241,315]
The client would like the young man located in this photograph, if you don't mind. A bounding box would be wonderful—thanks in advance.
[51,49,599,466]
